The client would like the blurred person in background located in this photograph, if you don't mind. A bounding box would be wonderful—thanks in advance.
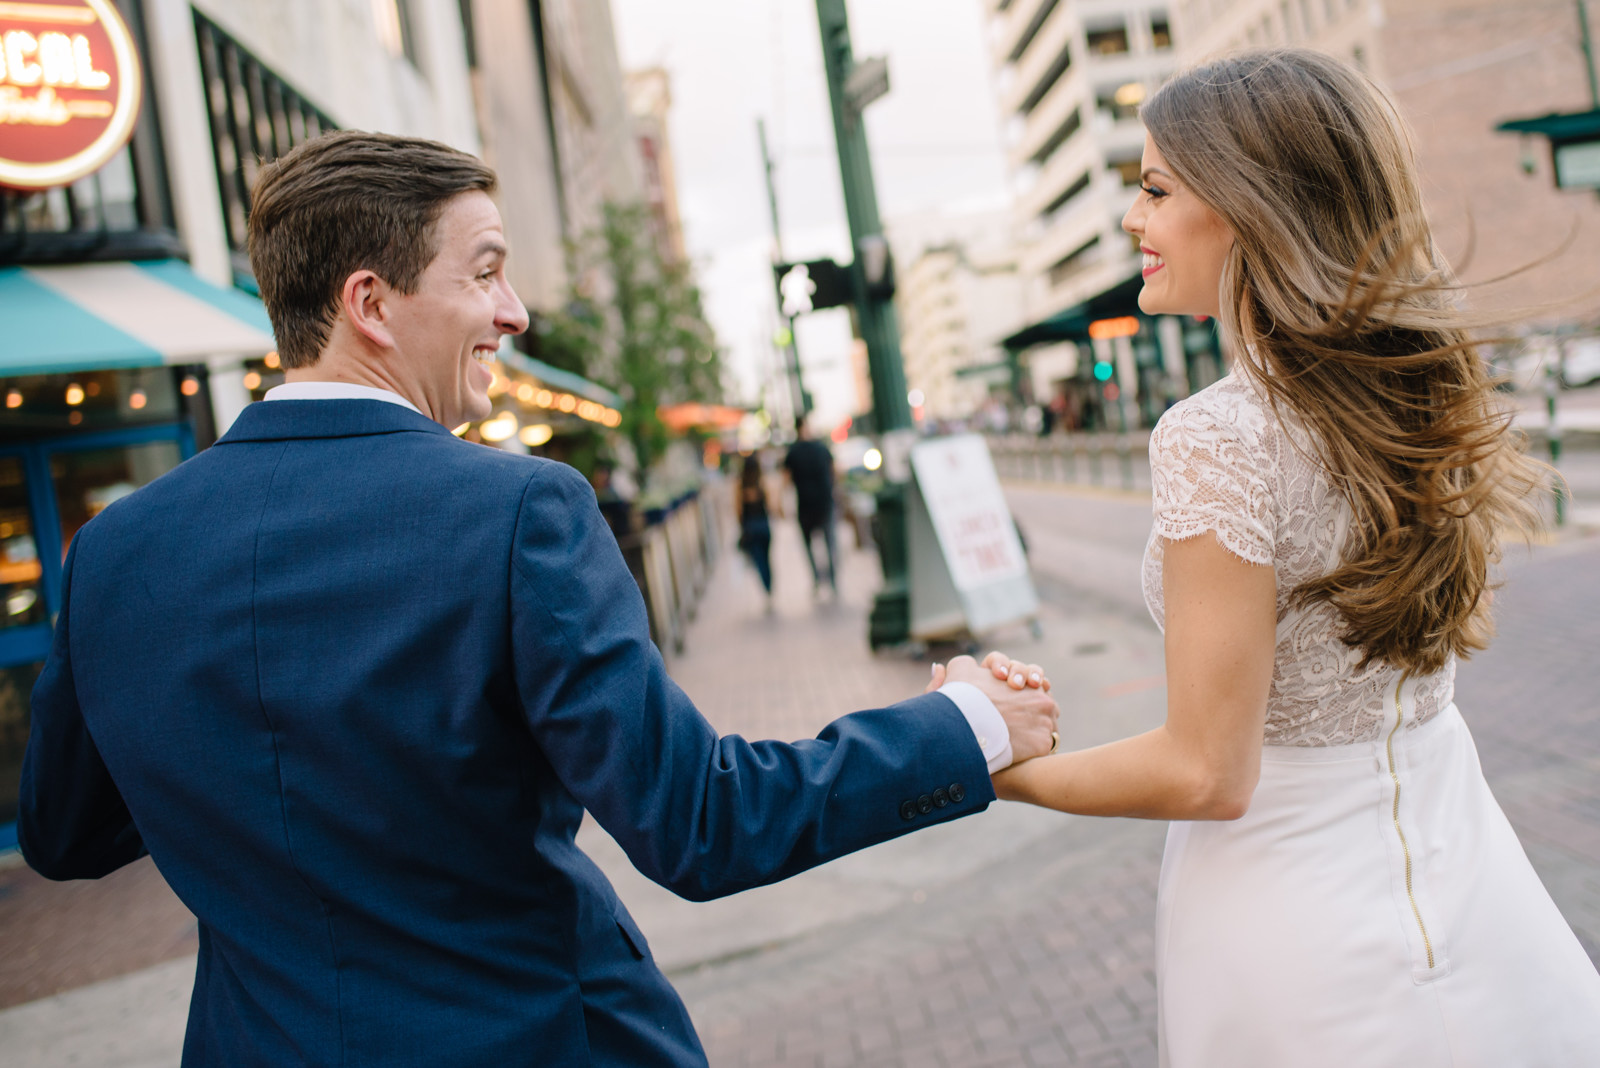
[783,414,838,598]
[736,452,775,612]
[993,49,1600,1065]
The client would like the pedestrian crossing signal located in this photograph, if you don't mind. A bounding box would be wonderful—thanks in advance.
[773,259,852,316]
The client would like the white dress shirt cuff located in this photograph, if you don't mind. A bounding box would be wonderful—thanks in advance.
[937,680,1013,773]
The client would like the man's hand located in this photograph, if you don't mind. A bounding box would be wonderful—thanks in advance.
[926,653,1059,765]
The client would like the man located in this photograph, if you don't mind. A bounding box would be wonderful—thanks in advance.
[18,132,1057,1067]
[783,414,839,596]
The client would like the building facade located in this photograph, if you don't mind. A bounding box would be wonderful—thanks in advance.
[988,0,1180,316]
[891,209,1028,422]
[625,66,687,269]
[982,0,1211,430]
[1175,0,1600,331]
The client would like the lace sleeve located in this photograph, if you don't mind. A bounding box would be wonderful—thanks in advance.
[1149,397,1275,566]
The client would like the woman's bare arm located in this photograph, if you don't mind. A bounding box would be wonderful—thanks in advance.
[993,531,1276,820]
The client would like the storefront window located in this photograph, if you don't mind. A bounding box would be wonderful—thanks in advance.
[0,661,42,826]
[0,459,46,632]
[51,442,183,557]
[0,368,186,443]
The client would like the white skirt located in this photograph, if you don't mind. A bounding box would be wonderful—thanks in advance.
[1157,701,1600,1067]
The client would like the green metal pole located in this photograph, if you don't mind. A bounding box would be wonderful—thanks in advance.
[814,0,912,433]
[814,0,913,646]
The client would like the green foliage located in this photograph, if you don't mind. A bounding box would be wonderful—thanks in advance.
[536,202,725,471]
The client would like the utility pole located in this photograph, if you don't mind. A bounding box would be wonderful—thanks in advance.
[758,118,811,420]
[814,0,914,646]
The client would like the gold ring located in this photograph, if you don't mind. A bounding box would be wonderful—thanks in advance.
[1049,731,1059,754]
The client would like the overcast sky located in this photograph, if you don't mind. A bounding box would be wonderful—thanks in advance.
[608,0,1013,428]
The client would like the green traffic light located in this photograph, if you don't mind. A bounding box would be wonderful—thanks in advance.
[1093,361,1114,382]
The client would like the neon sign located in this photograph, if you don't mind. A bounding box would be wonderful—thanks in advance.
[0,0,141,191]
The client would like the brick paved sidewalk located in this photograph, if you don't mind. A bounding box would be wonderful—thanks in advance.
[672,522,1600,1068]
[5,497,1598,1068]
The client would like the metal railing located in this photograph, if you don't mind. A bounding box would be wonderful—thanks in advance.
[986,431,1154,493]
[616,481,731,657]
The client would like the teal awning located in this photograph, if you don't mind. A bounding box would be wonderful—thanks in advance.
[0,259,276,378]
[1002,271,1145,351]
[1496,109,1600,141]
[498,344,623,409]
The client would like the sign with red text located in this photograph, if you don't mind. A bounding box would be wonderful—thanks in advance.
[0,0,142,191]
[907,434,1038,638]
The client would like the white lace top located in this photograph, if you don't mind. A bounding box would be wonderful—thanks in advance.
[1141,373,1452,746]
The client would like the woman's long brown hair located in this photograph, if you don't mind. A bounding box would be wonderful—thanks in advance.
[1142,49,1548,676]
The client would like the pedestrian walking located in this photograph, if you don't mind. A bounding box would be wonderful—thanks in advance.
[736,453,775,612]
[783,415,838,597]
[16,130,1058,1068]
[992,49,1600,1065]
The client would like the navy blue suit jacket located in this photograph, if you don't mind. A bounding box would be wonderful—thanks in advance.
[18,399,994,1066]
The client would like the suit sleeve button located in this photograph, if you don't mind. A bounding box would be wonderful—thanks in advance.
[917,794,934,814]
[932,787,950,808]
[899,799,918,821]
[948,782,966,803]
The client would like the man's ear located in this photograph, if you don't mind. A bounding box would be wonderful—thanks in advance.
[342,270,395,350]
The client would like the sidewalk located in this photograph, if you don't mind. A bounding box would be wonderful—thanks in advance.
[0,515,1172,1066]
[4,500,1599,1066]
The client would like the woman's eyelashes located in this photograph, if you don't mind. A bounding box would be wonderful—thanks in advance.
[1140,182,1168,200]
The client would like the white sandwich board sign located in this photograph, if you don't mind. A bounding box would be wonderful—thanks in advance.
[906,434,1039,640]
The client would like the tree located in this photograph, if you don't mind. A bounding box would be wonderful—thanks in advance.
[536,202,724,472]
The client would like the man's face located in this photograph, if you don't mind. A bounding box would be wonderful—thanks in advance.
[383,191,528,427]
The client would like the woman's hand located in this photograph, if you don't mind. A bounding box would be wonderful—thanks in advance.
[926,651,1051,693]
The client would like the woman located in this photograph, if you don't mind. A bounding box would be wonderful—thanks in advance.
[994,50,1600,1064]
[737,453,775,611]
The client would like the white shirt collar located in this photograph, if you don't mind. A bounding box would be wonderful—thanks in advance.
[263,381,423,416]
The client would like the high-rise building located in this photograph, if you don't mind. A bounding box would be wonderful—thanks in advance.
[1173,0,1380,70]
[891,210,1028,421]
[988,0,1181,315]
[982,0,1207,429]
[625,67,688,268]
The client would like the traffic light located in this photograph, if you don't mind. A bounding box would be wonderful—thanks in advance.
[1093,359,1115,382]
[773,259,853,316]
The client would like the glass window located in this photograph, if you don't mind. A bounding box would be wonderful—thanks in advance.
[1151,16,1173,49]
[1086,26,1130,55]
[0,369,183,443]
[1113,158,1144,186]
[51,442,183,558]
[0,459,46,632]
[1096,87,1143,122]
[0,661,42,825]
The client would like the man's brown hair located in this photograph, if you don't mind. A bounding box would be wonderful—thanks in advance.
[247,130,498,368]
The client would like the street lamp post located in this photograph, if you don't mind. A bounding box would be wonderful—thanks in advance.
[813,0,915,647]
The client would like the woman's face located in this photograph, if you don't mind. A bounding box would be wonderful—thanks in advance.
[1121,135,1235,319]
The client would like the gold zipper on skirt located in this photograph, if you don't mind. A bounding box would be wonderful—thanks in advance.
[1384,679,1436,970]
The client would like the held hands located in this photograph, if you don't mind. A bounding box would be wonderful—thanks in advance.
[926,651,1060,766]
